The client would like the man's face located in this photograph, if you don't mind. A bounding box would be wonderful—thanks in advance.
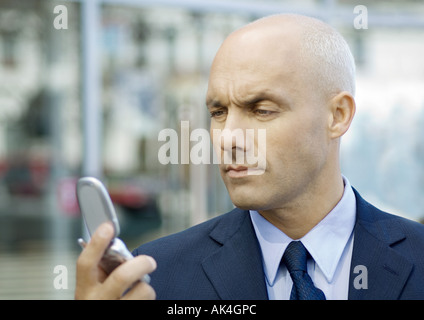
[206,27,332,212]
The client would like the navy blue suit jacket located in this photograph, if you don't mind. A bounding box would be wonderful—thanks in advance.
[133,190,424,299]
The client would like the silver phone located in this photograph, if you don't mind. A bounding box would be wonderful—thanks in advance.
[77,177,150,282]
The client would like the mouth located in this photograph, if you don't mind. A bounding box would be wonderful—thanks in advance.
[225,165,250,178]
[224,164,267,178]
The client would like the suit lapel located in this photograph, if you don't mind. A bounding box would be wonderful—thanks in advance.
[201,209,268,300]
[348,190,413,299]
[201,192,415,300]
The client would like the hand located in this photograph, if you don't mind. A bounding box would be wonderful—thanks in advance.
[75,222,157,300]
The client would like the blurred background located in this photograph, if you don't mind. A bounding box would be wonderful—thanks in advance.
[0,0,423,299]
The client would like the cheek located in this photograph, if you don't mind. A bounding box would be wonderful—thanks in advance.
[266,119,327,171]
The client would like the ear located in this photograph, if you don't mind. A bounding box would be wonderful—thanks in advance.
[328,91,356,139]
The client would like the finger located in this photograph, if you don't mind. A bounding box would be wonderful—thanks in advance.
[121,281,156,300]
[76,222,115,286]
[102,255,157,298]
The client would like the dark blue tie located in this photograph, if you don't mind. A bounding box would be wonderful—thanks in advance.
[282,241,326,300]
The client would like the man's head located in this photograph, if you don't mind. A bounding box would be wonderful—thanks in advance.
[206,14,356,214]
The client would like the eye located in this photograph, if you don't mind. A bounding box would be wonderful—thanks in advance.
[210,109,227,119]
[253,109,276,117]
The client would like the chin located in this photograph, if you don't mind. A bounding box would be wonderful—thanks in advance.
[222,173,271,210]
[229,194,267,211]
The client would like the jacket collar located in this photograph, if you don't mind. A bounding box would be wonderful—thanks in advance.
[201,208,268,300]
[348,189,413,299]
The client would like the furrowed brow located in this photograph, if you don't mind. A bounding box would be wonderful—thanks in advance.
[242,92,290,108]
[206,98,226,109]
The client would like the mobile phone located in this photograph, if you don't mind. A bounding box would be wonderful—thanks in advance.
[76,176,150,283]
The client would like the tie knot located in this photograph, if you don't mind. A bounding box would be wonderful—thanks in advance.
[282,241,308,273]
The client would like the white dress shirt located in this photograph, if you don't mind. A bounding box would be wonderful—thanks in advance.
[250,176,356,300]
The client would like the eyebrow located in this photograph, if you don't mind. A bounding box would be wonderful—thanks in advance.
[206,91,290,109]
[243,94,275,106]
[206,98,225,109]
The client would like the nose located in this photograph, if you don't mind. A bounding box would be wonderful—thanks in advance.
[212,110,251,165]
[221,110,246,150]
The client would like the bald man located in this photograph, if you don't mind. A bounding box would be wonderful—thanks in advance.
[75,14,424,300]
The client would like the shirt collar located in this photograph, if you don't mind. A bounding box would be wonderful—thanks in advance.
[250,176,356,286]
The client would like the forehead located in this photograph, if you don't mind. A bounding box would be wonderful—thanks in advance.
[207,54,300,108]
[206,27,304,103]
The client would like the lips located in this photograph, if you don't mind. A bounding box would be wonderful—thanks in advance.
[224,164,266,178]
[225,165,250,178]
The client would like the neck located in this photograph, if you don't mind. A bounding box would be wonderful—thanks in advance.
[258,171,345,240]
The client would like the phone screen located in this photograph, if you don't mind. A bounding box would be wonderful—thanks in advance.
[77,177,120,238]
